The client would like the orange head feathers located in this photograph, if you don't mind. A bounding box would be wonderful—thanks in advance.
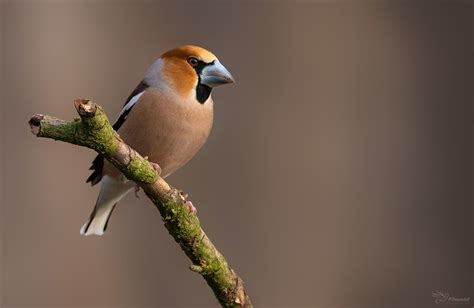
[149,45,234,104]
[161,45,217,63]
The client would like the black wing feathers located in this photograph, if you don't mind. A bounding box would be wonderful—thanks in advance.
[112,80,149,131]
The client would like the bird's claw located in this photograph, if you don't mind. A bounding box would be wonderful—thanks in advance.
[143,156,162,175]
[185,201,197,214]
[150,162,162,175]
[179,191,196,213]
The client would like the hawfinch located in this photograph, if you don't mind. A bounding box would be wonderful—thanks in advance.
[80,45,234,236]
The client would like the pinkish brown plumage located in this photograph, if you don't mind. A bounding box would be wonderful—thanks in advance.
[81,45,234,236]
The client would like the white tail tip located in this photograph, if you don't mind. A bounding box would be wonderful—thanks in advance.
[80,219,105,236]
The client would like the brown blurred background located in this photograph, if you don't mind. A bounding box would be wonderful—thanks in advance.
[1,1,472,307]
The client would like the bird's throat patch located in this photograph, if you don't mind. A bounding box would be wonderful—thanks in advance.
[196,83,211,104]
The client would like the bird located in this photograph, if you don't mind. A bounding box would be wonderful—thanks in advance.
[80,45,234,236]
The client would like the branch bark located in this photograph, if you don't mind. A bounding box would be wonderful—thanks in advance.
[28,99,252,307]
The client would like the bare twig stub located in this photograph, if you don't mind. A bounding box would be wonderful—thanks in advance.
[29,99,252,307]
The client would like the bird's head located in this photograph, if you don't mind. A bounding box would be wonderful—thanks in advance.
[147,45,234,104]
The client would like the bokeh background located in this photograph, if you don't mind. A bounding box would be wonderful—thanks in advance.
[0,1,472,307]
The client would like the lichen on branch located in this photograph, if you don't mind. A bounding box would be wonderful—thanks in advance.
[28,99,252,307]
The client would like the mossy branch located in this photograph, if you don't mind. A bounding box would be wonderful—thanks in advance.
[28,99,252,307]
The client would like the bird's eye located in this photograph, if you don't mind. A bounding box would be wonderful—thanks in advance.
[187,57,199,66]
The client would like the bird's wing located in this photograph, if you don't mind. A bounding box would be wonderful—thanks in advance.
[113,80,149,131]
[86,80,150,185]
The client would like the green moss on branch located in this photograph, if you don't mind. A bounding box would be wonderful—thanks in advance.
[124,157,157,184]
[29,100,251,307]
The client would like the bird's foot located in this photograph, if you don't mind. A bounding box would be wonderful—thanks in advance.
[179,191,196,214]
[144,156,162,175]
[134,158,161,199]
[185,201,197,214]
[150,162,162,175]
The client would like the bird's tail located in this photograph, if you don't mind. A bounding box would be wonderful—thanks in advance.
[80,175,134,236]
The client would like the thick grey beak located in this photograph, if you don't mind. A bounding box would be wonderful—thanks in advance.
[200,59,235,87]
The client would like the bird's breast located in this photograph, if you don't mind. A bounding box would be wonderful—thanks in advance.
[107,88,214,178]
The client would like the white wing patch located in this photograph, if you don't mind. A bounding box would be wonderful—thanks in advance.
[116,91,145,121]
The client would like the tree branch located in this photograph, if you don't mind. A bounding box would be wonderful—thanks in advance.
[28,99,252,307]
